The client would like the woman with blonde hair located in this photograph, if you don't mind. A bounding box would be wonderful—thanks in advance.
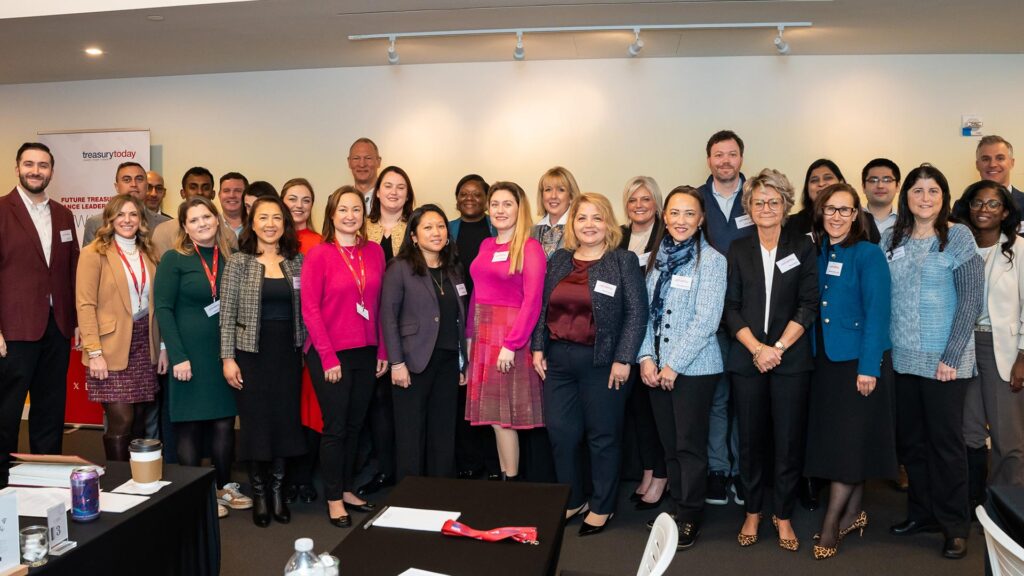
[466,181,547,481]
[154,195,246,518]
[77,194,165,461]
[532,166,582,258]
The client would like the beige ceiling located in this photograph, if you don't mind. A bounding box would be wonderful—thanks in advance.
[2,0,1021,85]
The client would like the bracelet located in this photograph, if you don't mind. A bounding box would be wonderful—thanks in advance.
[391,362,406,368]
[752,344,764,366]
[88,350,103,359]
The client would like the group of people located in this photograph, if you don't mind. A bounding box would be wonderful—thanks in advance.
[1,131,1021,561]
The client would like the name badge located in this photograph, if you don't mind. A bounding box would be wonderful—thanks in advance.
[133,307,149,321]
[292,277,301,290]
[776,253,800,273]
[356,302,370,320]
[594,281,617,297]
[455,283,468,297]
[492,251,509,263]
[887,246,905,262]
[638,252,651,267]
[60,229,73,243]
[204,300,220,317]
[826,262,843,276]
[734,215,754,229]
[670,275,693,290]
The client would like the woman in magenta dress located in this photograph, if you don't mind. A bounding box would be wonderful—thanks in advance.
[466,181,547,481]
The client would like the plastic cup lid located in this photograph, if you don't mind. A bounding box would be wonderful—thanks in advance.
[129,438,163,453]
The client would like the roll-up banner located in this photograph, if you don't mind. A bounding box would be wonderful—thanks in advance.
[38,129,151,427]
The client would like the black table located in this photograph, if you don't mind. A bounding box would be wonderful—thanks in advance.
[987,485,1024,546]
[23,462,219,575]
[333,477,570,576]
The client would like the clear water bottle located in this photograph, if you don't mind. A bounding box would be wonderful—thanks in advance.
[284,538,323,576]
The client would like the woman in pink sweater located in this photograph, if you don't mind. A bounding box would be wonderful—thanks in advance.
[301,185,388,528]
[466,181,547,481]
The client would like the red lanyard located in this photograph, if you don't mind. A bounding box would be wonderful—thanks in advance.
[115,244,147,298]
[441,519,539,545]
[193,242,219,300]
[336,240,366,304]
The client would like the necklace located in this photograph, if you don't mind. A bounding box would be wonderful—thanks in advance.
[429,267,445,295]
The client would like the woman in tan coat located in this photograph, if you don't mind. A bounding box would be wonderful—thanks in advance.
[77,194,166,461]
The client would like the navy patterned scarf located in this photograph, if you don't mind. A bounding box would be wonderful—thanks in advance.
[650,234,697,332]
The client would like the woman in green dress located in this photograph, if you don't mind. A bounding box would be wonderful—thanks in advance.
[154,196,249,518]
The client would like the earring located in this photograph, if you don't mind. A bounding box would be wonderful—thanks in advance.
[446,238,450,245]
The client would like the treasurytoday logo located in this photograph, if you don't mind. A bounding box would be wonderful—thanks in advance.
[81,149,138,160]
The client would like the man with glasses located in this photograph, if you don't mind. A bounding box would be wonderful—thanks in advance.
[82,162,156,244]
[348,137,381,210]
[862,158,901,237]
[697,130,752,508]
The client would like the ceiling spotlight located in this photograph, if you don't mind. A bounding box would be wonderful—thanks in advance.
[386,35,399,65]
[84,47,104,56]
[628,28,644,57]
[774,26,790,55]
[513,31,525,61]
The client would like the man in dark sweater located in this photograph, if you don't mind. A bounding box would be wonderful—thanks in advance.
[697,130,752,508]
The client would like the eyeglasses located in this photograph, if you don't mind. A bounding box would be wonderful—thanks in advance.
[752,199,783,212]
[148,184,166,193]
[970,199,1004,211]
[823,205,857,217]
[865,176,896,185]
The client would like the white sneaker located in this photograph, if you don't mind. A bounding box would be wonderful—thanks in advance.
[218,503,229,519]
[217,482,253,510]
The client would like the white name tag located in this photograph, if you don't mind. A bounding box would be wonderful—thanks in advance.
[356,302,370,320]
[594,281,617,297]
[292,277,301,290]
[826,262,843,276]
[887,246,905,262]
[133,307,149,321]
[734,215,754,229]
[638,252,651,267]
[204,300,220,317]
[776,253,800,273]
[60,229,73,243]
[455,283,468,297]
[670,275,693,290]
[492,251,509,263]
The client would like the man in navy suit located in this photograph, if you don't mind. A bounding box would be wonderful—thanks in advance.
[976,135,1024,218]
[0,142,80,485]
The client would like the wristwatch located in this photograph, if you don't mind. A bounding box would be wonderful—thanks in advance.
[774,341,787,353]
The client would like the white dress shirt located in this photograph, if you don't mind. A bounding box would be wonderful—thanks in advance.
[17,186,52,265]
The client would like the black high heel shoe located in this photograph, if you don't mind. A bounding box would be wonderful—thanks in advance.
[635,489,666,510]
[579,513,614,536]
[328,509,352,528]
[345,500,378,513]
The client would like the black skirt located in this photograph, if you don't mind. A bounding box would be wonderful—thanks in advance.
[804,329,898,484]
[234,319,305,461]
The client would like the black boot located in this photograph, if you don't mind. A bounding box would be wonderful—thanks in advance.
[249,461,270,527]
[968,446,989,519]
[270,458,291,524]
[799,477,820,511]
[102,434,131,462]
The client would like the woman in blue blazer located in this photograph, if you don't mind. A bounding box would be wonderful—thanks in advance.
[803,184,895,560]
[636,186,726,549]
[531,193,648,536]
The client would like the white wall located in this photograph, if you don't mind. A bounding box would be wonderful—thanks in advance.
[2,54,1021,222]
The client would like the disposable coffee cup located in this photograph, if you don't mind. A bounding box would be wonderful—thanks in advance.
[129,439,163,484]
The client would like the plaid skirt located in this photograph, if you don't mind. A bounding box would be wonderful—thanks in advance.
[87,317,158,404]
[465,303,544,429]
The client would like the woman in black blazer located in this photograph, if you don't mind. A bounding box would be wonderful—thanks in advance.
[725,169,819,551]
[380,205,467,481]
[618,176,668,508]
[531,193,648,536]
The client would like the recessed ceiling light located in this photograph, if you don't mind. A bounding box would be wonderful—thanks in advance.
[84,47,104,56]
[147,15,164,21]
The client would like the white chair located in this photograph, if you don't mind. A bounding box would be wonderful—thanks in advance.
[636,512,678,576]
[977,504,1024,576]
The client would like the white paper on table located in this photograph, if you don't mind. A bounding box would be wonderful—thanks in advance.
[399,569,451,576]
[111,480,170,495]
[1,486,67,517]
[97,492,149,513]
[372,507,460,532]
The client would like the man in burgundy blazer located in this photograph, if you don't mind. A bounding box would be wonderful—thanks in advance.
[0,142,79,485]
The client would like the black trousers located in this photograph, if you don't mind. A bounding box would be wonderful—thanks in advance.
[625,366,667,478]
[649,373,719,523]
[393,349,459,480]
[543,341,629,514]
[895,372,970,538]
[307,347,376,501]
[732,371,810,519]
[0,312,69,485]
[455,379,499,475]
[366,373,396,478]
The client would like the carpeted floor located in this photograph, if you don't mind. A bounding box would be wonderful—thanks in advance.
[48,425,984,575]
